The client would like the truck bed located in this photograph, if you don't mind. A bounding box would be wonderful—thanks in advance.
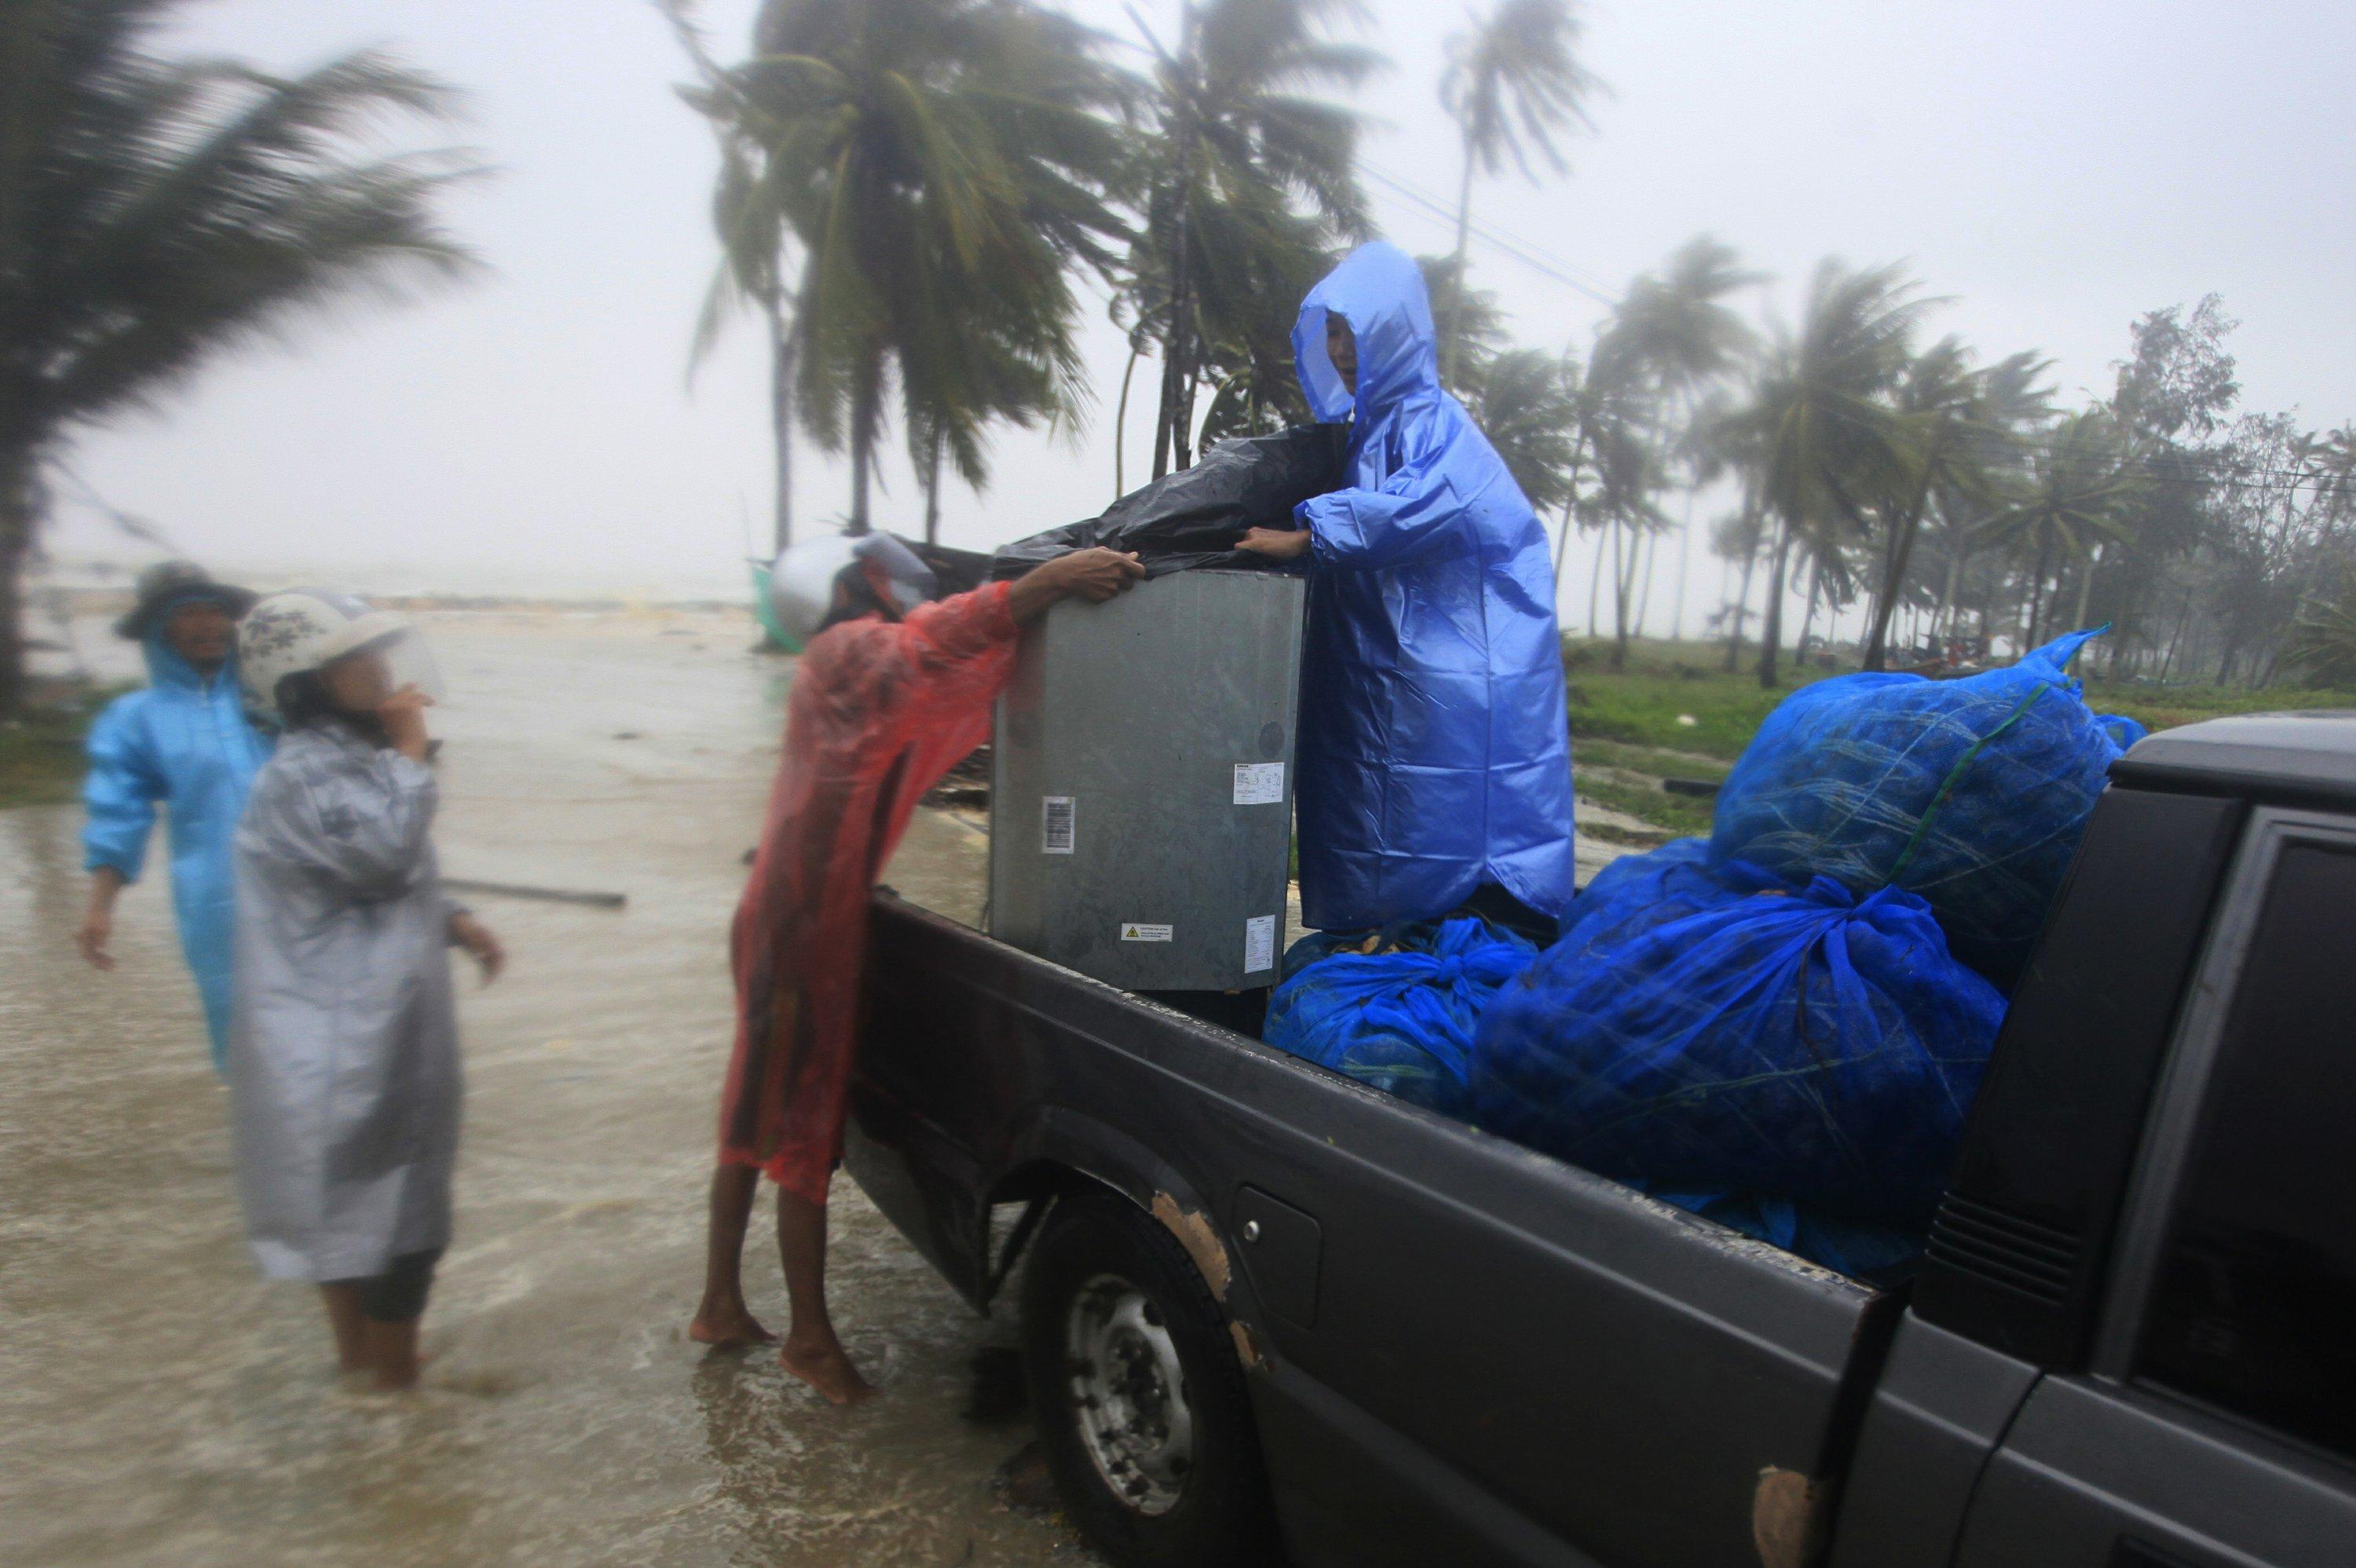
[848,890,1902,1567]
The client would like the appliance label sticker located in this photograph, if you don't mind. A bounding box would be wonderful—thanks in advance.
[1245,915,1277,974]
[1121,923,1175,942]
[1232,762,1285,806]
[1041,795,1076,854]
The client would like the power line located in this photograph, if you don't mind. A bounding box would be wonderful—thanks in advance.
[1358,165,1623,309]
[1096,18,1626,308]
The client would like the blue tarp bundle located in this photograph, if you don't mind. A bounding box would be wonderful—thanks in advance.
[1470,840,2007,1230]
[1267,916,1538,1119]
[1707,629,2145,986]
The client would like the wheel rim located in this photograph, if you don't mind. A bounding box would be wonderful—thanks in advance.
[1063,1271,1196,1516]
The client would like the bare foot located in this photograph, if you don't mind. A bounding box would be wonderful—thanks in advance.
[781,1336,877,1406]
[690,1298,777,1349]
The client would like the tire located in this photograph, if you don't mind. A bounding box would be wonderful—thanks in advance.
[1021,1191,1281,1568]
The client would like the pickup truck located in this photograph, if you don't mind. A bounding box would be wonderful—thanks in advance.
[844,712,2356,1568]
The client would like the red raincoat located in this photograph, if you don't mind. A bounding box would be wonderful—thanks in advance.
[719,583,1019,1203]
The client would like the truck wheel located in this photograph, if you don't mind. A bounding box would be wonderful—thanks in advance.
[1021,1192,1279,1568]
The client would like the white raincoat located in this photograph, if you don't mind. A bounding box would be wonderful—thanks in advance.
[228,724,462,1282]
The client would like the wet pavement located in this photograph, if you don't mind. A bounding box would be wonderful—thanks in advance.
[0,610,1091,1567]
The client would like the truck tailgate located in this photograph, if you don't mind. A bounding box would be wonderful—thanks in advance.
[850,894,1895,1568]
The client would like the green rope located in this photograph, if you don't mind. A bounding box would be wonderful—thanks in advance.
[1885,681,2054,886]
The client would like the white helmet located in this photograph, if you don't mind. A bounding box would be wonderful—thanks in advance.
[768,532,938,649]
[236,589,433,718]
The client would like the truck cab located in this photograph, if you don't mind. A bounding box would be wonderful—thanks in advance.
[1845,712,2356,1567]
[847,712,2356,1566]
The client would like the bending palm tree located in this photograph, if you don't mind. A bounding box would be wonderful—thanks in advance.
[1595,236,1758,667]
[1724,260,1926,687]
[1465,349,1581,514]
[1438,0,1598,382]
[668,5,802,552]
[1926,350,2053,644]
[1124,0,1377,477]
[2285,567,2356,688]
[0,2,477,715]
[1419,253,1510,397]
[1858,336,1977,671]
[1977,408,2140,649]
[675,0,1129,535]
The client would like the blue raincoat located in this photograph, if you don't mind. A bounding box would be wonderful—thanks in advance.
[82,619,270,1068]
[1290,242,1576,931]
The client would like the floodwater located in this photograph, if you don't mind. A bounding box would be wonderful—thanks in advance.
[0,610,1092,1567]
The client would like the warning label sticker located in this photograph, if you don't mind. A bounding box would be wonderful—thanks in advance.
[1245,914,1277,974]
[1232,762,1285,806]
[1121,923,1174,943]
[1041,795,1075,854]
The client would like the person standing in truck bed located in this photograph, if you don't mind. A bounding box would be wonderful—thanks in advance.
[1238,241,1576,938]
[689,534,1143,1405]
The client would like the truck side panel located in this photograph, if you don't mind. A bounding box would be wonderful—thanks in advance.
[851,896,1893,1568]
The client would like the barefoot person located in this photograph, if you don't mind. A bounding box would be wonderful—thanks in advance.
[78,561,268,1071]
[227,591,503,1392]
[691,535,1142,1403]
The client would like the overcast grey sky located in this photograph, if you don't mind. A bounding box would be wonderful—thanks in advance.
[50,0,2356,624]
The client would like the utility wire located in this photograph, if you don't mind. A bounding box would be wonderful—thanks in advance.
[1103,17,2348,496]
[1359,165,1623,309]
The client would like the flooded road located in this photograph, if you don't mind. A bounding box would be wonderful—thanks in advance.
[0,610,1090,1566]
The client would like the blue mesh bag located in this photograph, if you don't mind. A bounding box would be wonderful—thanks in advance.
[1471,851,2007,1227]
[1561,836,1730,939]
[1267,916,1538,1117]
[1708,629,2135,987]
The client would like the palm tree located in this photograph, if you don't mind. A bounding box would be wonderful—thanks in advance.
[1124,0,1378,479]
[1437,0,1598,382]
[1465,349,1581,515]
[2285,566,2356,687]
[676,0,1129,535]
[1857,337,1977,671]
[1596,236,1758,666]
[668,5,801,551]
[1724,260,1926,687]
[1185,205,1334,448]
[1549,327,1654,630]
[1710,487,1770,671]
[1419,254,1510,399]
[2285,422,2356,630]
[1977,408,2141,648]
[2311,424,2356,538]
[0,2,477,715]
[1926,350,2053,645]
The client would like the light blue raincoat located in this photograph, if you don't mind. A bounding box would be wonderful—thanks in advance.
[82,617,271,1068]
[1290,241,1576,930]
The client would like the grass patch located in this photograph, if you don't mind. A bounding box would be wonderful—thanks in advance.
[0,684,121,809]
[1580,817,1675,847]
[2076,679,2356,736]
[1563,634,2356,770]
[1574,773,1717,839]
[1575,737,1732,784]
[1562,637,1840,761]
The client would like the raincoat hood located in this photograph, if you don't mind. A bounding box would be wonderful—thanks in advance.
[115,560,257,640]
[141,615,233,693]
[1293,241,1440,426]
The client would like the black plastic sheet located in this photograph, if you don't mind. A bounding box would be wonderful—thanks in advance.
[990,424,1347,580]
